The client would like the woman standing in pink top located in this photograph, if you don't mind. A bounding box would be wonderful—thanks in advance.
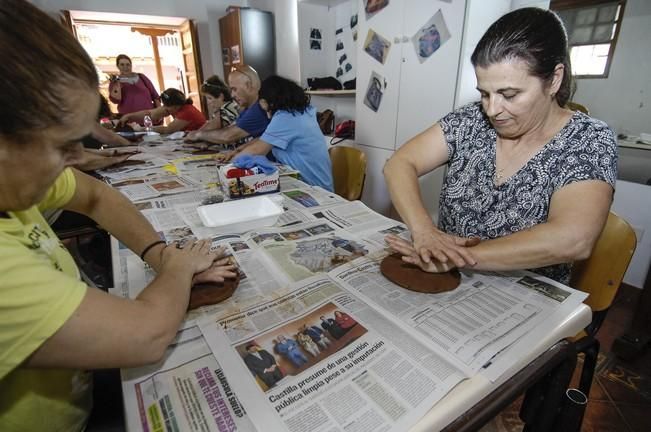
[108,54,160,117]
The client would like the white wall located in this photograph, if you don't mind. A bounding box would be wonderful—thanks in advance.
[250,0,300,82]
[297,0,357,123]
[572,0,651,136]
[297,0,357,87]
[298,2,333,86]
[612,181,651,289]
[454,0,512,108]
[31,0,247,81]
[454,0,550,108]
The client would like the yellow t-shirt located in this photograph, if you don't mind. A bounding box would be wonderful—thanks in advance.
[0,168,91,432]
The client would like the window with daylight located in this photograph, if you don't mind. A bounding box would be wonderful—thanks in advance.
[551,0,626,78]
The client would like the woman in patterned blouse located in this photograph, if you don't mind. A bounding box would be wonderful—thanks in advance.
[383,8,616,284]
[201,76,240,129]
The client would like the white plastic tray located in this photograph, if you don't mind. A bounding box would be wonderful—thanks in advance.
[196,195,284,231]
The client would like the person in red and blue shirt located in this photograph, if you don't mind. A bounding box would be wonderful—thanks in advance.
[119,88,206,133]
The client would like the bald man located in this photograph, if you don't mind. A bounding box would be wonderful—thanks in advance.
[185,65,270,147]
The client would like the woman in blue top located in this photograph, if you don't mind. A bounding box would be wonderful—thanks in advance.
[236,75,334,191]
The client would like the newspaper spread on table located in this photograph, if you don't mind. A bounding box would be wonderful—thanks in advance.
[106,141,588,432]
[119,325,256,432]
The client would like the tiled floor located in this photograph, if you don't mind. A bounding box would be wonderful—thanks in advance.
[483,284,651,432]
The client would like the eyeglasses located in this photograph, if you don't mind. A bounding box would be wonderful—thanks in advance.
[229,64,259,83]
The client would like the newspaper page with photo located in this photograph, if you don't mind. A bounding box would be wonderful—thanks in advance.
[121,325,256,432]
[241,220,384,285]
[199,275,471,432]
[305,200,410,247]
[280,187,345,212]
[328,258,589,373]
[109,218,375,329]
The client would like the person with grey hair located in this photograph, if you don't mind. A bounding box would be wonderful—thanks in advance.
[185,64,270,146]
[383,7,617,285]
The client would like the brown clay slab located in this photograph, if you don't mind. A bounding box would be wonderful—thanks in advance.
[380,253,460,293]
[188,274,240,310]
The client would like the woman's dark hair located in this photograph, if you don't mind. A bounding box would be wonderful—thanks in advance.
[115,54,132,67]
[259,75,310,115]
[201,75,233,102]
[471,7,575,107]
[160,88,192,107]
[0,0,98,140]
[98,94,113,119]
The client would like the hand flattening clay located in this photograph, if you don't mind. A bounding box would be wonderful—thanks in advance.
[380,253,460,293]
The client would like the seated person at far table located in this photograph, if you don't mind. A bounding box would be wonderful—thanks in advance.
[73,95,137,172]
[80,95,131,150]
[185,64,269,147]
[383,8,617,285]
[234,75,334,191]
[190,75,239,133]
[119,88,206,134]
[0,3,236,430]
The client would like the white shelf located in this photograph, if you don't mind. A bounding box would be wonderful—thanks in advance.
[307,90,356,96]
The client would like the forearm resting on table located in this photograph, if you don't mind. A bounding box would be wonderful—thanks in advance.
[91,123,130,147]
[453,181,612,271]
[235,138,271,156]
[26,262,196,369]
[468,222,596,271]
[65,169,165,271]
[195,125,248,145]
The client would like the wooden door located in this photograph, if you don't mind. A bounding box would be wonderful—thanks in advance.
[179,19,206,113]
[218,10,242,81]
[59,10,77,36]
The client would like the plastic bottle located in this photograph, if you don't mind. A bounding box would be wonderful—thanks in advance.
[143,115,153,133]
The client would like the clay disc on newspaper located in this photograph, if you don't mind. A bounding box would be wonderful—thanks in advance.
[188,274,240,310]
[380,253,461,293]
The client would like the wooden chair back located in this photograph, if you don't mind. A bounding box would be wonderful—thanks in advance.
[566,101,590,115]
[570,212,637,314]
[329,146,367,201]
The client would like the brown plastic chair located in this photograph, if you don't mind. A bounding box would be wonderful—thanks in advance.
[329,146,367,201]
[568,212,636,427]
[570,211,637,335]
[566,101,590,115]
[520,212,637,432]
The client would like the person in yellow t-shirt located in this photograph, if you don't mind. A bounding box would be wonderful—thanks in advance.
[0,2,236,431]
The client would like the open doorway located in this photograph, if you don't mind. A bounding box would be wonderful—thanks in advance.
[61,10,205,113]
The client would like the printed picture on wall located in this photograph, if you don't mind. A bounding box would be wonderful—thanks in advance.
[231,45,241,64]
[364,71,385,112]
[336,39,344,51]
[363,29,391,65]
[364,0,389,19]
[350,14,358,29]
[309,27,323,51]
[221,48,230,65]
[412,10,451,63]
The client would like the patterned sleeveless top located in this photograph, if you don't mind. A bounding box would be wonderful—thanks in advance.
[438,102,617,284]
